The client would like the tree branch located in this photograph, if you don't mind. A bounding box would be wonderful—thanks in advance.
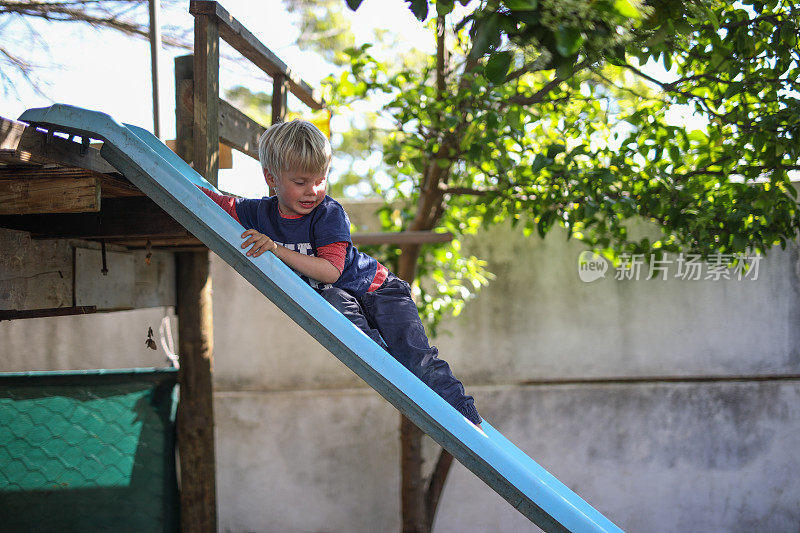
[504,60,542,83]
[440,185,496,196]
[0,1,188,47]
[436,14,446,97]
[507,59,591,106]
[424,450,454,530]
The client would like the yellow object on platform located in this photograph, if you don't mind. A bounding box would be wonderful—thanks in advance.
[287,109,331,138]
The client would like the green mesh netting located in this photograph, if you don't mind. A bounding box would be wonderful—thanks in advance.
[0,368,179,532]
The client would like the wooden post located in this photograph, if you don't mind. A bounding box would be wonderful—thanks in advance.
[175,42,217,532]
[175,55,194,167]
[268,74,287,196]
[193,12,220,184]
[175,251,216,533]
[271,74,288,125]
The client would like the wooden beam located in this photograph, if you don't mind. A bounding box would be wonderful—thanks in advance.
[219,99,264,160]
[0,306,97,321]
[0,196,189,239]
[1,116,116,174]
[189,1,323,110]
[193,13,220,188]
[0,116,26,157]
[103,236,204,248]
[115,232,454,249]
[352,231,455,246]
[0,167,105,180]
[0,168,101,214]
[0,166,141,199]
[98,173,145,198]
[112,232,455,249]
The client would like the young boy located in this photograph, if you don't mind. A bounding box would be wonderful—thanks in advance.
[199,119,482,426]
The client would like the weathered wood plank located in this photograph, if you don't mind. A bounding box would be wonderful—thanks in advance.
[175,62,195,165]
[0,228,176,313]
[0,167,102,180]
[114,231,453,248]
[104,236,204,248]
[271,74,288,125]
[132,248,177,308]
[193,13,220,189]
[0,196,189,239]
[0,116,116,174]
[177,32,218,533]
[0,306,97,321]
[0,228,73,309]
[169,66,263,162]
[0,166,140,199]
[189,1,323,110]
[74,247,136,310]
[0,117,26,151]
[98,173,144,197]
[176,250,217,533]
[219,99,263,160]
[0,176,101,214]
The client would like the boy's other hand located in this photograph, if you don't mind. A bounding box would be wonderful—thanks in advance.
[241,229,277,257]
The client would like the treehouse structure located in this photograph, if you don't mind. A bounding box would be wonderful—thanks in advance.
[0,2,621,532]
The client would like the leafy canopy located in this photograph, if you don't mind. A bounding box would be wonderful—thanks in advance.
[324,0,799,328]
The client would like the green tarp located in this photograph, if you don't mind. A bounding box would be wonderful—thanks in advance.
[0,368,179,532]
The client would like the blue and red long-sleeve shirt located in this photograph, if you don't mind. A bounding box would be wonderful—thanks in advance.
[200,188,387,295]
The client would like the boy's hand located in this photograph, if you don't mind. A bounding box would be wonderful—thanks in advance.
[241,229,277,257]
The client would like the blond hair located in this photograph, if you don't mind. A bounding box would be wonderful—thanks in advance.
[258,119,332,179]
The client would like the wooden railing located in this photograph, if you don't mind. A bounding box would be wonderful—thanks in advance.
[184,0,325,185]
[189,1,324,111]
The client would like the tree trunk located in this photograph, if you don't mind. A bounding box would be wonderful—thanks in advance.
[396,211,454,533]
[398,15,464,533]
[400,414,428,533]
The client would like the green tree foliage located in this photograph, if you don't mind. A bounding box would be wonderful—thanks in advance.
[225,86,273,126]
[284,0,356,66]
[331,0,800,331]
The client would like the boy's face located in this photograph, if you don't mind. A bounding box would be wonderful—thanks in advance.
[264,168,327,217]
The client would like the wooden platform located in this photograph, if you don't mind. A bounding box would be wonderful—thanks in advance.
[1,115,206,250]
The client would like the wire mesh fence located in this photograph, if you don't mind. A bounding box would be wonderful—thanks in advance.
[0,368,179,532]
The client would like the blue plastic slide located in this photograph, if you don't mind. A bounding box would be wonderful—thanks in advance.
[19,104,624,533]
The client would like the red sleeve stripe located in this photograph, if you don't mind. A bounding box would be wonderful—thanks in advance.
[317,241,348,273]
[199,187,240,223]
[367,262,389,292]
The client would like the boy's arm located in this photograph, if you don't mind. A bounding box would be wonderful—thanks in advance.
[241,229,341,284]
[195,186,337,279]
[198,186,241,223]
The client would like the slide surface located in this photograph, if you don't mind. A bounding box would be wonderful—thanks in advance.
[19,104,624,533]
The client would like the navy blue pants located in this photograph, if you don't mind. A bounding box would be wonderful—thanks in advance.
[319,273,481,425]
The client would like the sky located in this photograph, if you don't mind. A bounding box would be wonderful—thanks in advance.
[3,0,431,198]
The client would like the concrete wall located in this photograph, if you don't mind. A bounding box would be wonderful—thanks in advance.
[1,306,175,371]
[209,201,800,532]
[4,200,800,532]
